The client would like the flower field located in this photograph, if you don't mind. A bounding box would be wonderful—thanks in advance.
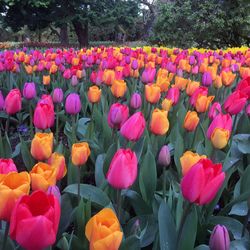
[0,46,250,250]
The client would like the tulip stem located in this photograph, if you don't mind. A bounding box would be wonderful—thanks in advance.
[241,209,250,237]
[71,115,76,144]
[162,166,167,202]
[29,103,34,138]
[78,167,81,203]
[116,189,122,222]
[176,203,192,247]
[1,222,10,250]
[5,115,10,134]
[56,104,60,144]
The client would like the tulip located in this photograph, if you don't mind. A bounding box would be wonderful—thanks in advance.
[30,162,57,191]
[166,87,180,105]
[141,68,156,84]
[23,82,36,100]
[150,109,169,135]
[85,208,123,250]
[0,172,30,221]
[120,112,146,142]
[174,76,189,90]
[0,90,4,110]
[63,69,71,79]
[47,185,61,203]
[31,132,53,161]
[130,93,142,109]
[145,84,161,104]
[209,225,230,250]
[107,103,129,129]
[207,114,232,149]
[131,59,138,70]
[48,152,67,181]
[158,145,171,167]
[106,148,138,189]
[183,111,199,132]
[214,75,223,88]
[4,88,22,115]
[103,69,115,86]
[190,87,208,107]
[65,93,82,115]
[52,88,64,104]
[0,158,17,182]
[246,104,250,116]
[221,71,236,86]
[161,98,173,111]
[224,90,247,115]
[186,81,200,96]
[88,86,102,103]
[111,79,127,98]
[33,96,55,130]
[236,76,250,99]
[181,158,225,205]
[180,151,207,176]
[71,75,78,86]
[43,75,50,85]
[209,102,222,120]
[10,190,61,250]
[195,94,214,113]
[71,142,91,166]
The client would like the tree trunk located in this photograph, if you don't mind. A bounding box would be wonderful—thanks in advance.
[60,23,69,45]
[72,20,88,48]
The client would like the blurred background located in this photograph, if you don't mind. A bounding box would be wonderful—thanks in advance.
[0,0,250,48]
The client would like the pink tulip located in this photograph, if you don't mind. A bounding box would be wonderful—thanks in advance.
[130,93,142,109]
[181,158,225,205]
[23,82,36,100]
[208,102,222,120]
[209,225,230,250]
[224,90,247,115]
[52,88,64,104]
[106,148,138,189]
[166,87,180,105]
[107,103,129,129]
[141,68,156,84]
[4,89,22,115]
[120,112,146,141]
[236,76,250,99]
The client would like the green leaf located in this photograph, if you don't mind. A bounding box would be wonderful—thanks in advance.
[139,146,157,204]
[103,143,117,175]
[158,200,177,250]
[77,117,90,138]
[64,184,110,207]
[12,142,21,158]
[233,134,250,154]
[229,201,248,216]
[173,126,184,176]
[132,135,145,162]
[194,245,209,250]
[0,229,16,250]
[120,235,141,250]
[95,154,107,188]
[240,165,250,193]
[20,136,35,171]
[178,206,197,250]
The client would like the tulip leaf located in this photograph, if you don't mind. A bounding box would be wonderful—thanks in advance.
[120,235,141,250]
[229,201,248,216]
[158,200,177,250]
[103,143,117,176]
[139,146,157,204]
[132,135,146,162]
[0,132,12,158]
[173,126,184,177]
[0,229,16,250]
[19,136,35,171]
[240,165,250,194]
[230,240,250,249]
[77,117,90,138]
[64,184,110,207]
[209,216,248,240]
[194,245,209,250]
[177,206,197,250]
[233,134,250,154]
[95,154,107,188]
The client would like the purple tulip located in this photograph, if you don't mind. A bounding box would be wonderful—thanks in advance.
[52,88,64,104]
[65,93,82,115]
[130,93,142,109]
[23,82,36,100]
[209,225,230,250]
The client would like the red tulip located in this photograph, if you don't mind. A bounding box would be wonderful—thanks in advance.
[106,149,138,189]
[224,90,247,115]
[236,76,250,99]
[10,190,60,250]
[4,88,22,115]
[33,95,55,130]
[120,112,146,141]
[107,103,129,129]
[181,158,225,205]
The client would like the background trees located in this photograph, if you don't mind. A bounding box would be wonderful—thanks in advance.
[0,0,249,48]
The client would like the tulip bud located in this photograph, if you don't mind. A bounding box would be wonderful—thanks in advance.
[209,225,230,250]
[71,142,91,166]
[131,60,138,70]
[130,93,142,109]
[65,93,81,115]
[158,145,171,167]
[0,90,4,110]
[202,71,212,86]
[23,82,36,100]
[71,75,78,86]
[52,88,64,104]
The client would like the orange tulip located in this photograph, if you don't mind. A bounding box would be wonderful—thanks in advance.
[31,132,53,161]
[145,84,161,104]
[85,208,123,250]
[150,109,169,135]
[221,71,236,86]
[174,76,189,90]
[161,98,173,111]
[186,81,200,96]
[88,86,102,103]
[183,111,199,131]
[180,151,207,176]
[156,75,170,92]
[0,172,30,221]
[214,75,222,88]
[43,75,51,85]
[48,152,67,181]
[49,64,58,74]
[195,95,214,113]
[25,65,33,74]
[71,142,91,166]
[111,80,127,98]
[30,162,57,191]
[103,69,115,86]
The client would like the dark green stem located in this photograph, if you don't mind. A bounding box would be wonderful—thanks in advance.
[116,189,122,222]
[162,166,167,202]
[1,222,10,250]
[56,105,60,144]
[5,115,10,134]
[241,209,250,237]
[78,166,81,204]
[29,103,34,138]
[71,115,76,144]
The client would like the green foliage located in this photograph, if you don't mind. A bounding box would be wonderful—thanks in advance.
[152,0,250,48]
